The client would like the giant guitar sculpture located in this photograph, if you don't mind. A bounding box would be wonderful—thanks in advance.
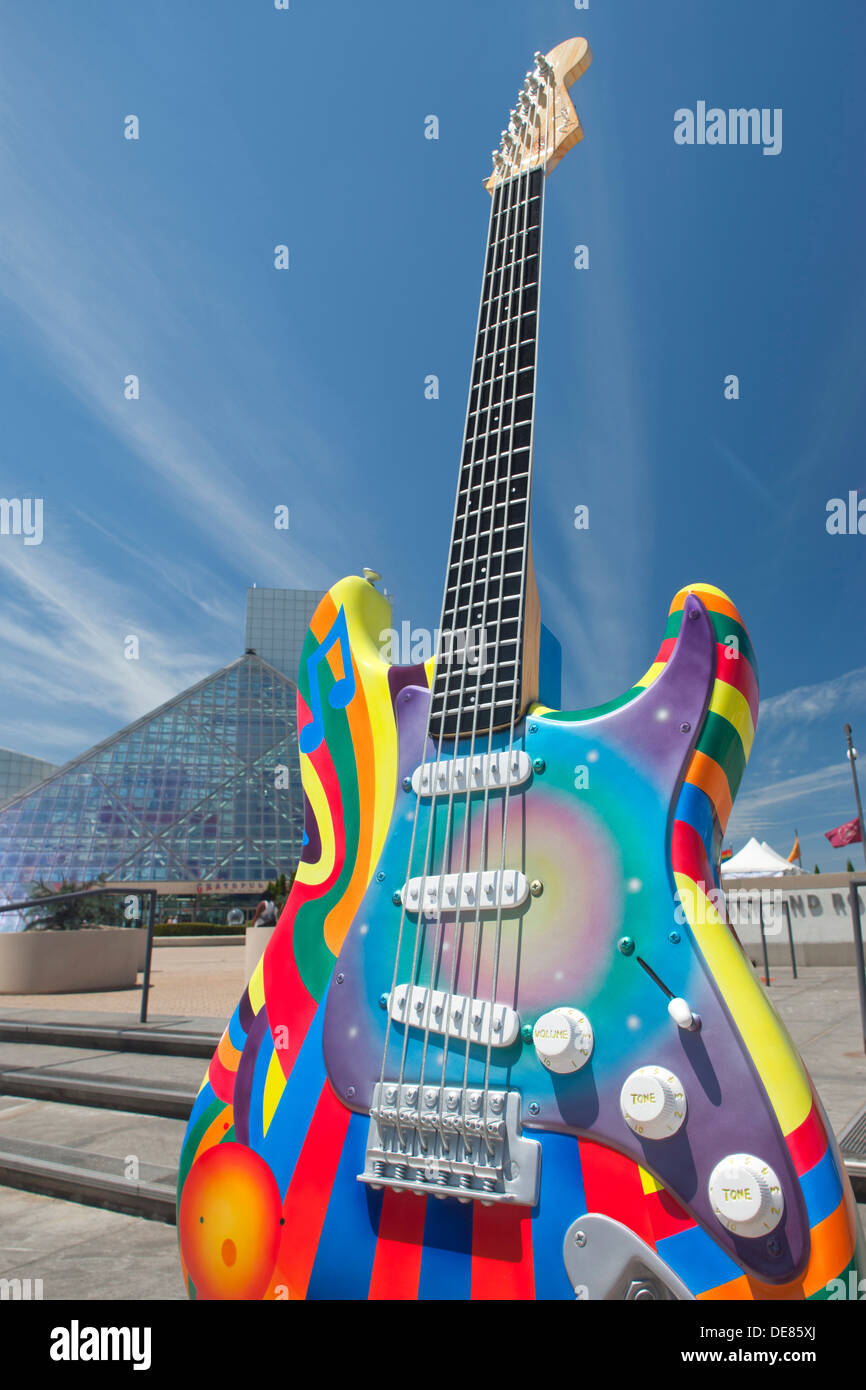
[177,38,865,1300]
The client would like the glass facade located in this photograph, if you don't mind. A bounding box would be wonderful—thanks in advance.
[0,655,304,911]
[244,587,325,684]
[0,748,58,807]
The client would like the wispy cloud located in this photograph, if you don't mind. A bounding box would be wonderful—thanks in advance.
[758,667,866,729]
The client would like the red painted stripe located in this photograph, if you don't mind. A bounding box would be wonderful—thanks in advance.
[786,1100,828,1176]
[714,646,759,727]
[368,1189,426,1300]
[652,636,677,666]
[274,1080,352,1300]
[645,1186,696,1242]
[577,1139,656,1249]
[471,1204,535,1300]
[207,1050,237,1104]
[671,818,714,888]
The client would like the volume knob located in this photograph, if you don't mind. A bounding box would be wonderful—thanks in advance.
[620,1066,687,1139]
[532,1007,593,1074]
[708,1154,784,1237]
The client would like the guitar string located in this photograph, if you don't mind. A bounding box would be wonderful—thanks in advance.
[399,74,543,1169]
[394,161,527,1148]
[447,109,541,1153]
[429,109,540,1165]
[477,63,555,1143]
[374,162,502,1147]
[386,93,538,1155]
[372,61,547,1176]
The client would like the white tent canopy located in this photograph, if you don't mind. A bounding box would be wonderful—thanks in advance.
[721,837,797,878]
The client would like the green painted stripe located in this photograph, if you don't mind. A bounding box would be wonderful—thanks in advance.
[697,709,746,801]
[294,661,361,1002]
[545,687,642,723]
[176,1092,226,1196]
[665,609,758,680]
[808,1254,859,1300]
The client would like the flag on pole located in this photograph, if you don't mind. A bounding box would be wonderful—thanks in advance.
[824,818,863,848]
[720,846,733,861]
[787,835,801,863]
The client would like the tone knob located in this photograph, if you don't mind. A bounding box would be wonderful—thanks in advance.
[532,1007,593,1074]
[620,1066,687,1139]
[708,1155,784,1237]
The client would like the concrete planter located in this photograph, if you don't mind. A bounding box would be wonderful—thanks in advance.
[0,928,140,994]
[245,925,276,981]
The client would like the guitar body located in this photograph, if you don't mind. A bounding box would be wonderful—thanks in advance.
[177,576,865,1299]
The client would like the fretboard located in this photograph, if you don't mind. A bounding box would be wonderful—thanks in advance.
[429,165,544,740]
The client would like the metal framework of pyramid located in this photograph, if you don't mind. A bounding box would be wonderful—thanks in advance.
[0,653,304,904]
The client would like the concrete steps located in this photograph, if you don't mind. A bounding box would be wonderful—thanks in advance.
[0,1014,220,1059]
[0,1131,177,1223]
[0,1024,207,1222]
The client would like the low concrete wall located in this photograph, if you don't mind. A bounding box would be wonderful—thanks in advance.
[245,925,276,980]
[0,929,140,994]
[723,873,866,967]
[153,935,244,948]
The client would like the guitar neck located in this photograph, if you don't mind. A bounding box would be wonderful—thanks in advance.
[430,166,544,741]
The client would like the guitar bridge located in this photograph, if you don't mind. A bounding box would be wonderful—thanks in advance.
[358,1083,540,1206]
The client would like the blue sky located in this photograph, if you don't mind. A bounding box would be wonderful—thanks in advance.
[0,0,864,874]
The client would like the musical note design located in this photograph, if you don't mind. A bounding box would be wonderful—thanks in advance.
[299,605,356,754]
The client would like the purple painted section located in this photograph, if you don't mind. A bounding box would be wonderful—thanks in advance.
[392,681,435,785]
[301,791,321,866]
[232,1004,269,1145]
[589,593,715,783]
[237,985,254,1035]
[388,662,429,710]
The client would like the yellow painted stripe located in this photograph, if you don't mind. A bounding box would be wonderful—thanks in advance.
[336,576,398,880]
[635,660,665,690]
[295,756,336,888]
[673,873,812,1136]
[248,956,265,1015]
[709,680,755,757]
[262,1045,287,1136]
[638,1165,663,1195]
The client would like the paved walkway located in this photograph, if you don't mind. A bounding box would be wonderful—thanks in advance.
[0,943,248,1021]
[0,1186,184,1300]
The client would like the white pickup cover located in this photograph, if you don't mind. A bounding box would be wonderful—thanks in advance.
[412,750,531,797]
[400,870,528,914]
[388,983,520,1047]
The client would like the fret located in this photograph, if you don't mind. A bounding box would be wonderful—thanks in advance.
[464,426,532,455]
[481,278,539,309]
[456,475,530,506]
[453,506,528,541]
[444,543,527,580]
[473,335,537,370]
[445,571,524,600]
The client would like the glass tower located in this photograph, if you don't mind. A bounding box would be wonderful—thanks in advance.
[0,654,304,911]
[0,748,58,807]
[244,587,325,683]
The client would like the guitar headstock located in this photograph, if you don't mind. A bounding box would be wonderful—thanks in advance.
[485,36,592,194]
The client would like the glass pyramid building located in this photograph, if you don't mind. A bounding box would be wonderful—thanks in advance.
[0,653,304,909]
